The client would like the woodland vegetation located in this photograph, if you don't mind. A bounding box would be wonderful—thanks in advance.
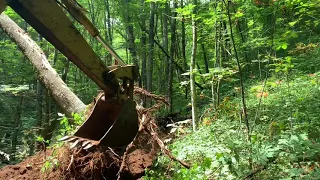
[1,0,320,179]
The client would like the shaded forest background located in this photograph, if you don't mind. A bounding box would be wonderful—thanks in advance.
[1,0,320,179]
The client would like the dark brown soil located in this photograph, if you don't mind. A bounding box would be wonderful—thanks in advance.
[0,145,156,180]
[0,121,159,180]
[0,120,159,180]
[0,149,60,180]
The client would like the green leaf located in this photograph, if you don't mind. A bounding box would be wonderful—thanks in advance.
[247,20,254,27]
[282,43,288,50]
[289,168,304,177]
[290,135,299,142]
[235,11,244,18]
[289,21,298,27]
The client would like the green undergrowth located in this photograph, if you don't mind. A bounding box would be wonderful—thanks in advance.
[144,72,320,179]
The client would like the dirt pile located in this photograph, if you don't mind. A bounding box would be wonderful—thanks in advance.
[0,149,59,180]
[0,109,161,180]
[0,145,156,180]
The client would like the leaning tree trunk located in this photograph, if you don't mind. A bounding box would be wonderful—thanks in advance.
[0,14,86,117]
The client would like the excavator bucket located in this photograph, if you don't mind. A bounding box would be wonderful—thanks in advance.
[55,92,139,149]
[1,0,139,148]
[71,93,139,148]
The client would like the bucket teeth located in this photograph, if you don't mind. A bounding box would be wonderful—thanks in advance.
[70,139,80,149]
[64,137,77,143]
[83,143,94,150]
[58,136,71,141]
[82,141,90,147]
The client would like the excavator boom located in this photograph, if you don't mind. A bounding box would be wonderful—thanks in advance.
[2,0,118,95]
[0,0,139,148]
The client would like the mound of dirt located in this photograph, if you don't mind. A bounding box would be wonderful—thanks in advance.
[0,115,159,180]
[0,141,157,180]
[0,149,60,180]
[0,165,39,180]
[0,116,159,180]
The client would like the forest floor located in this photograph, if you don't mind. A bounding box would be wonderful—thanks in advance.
[144,72,320,179]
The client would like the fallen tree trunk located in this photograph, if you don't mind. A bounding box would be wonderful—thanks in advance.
[0,14,86,117]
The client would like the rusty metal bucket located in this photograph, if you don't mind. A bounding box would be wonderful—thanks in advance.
[61,93,139,149]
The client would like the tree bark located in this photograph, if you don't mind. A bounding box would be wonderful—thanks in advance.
[41,91,50,141]
[226,1,249,136]
[201,43,209,73]
[169,2,177,112]
[180,0,188,70]
[35,80,43,132]
[139,0,147,106]
[162,2,169,94]
[124,0,138,66]
[103,0,113,65]
[62,57,70,82]
[0,14,86,117]
[190,0,199,131]
[141,24,147,89]
[36,34,44,136]
[147,2,156,94]
[11,96,24,161]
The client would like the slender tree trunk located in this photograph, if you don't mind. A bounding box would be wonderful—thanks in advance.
[181,0,189,100]
[87,0,98,48]
[36,81,43,132]
[169,2,177,112]
[190,0,199,131]
[53,48,58,65]
[105,0,112,45]
[140,0,147,88]
[147,2,156,95]
[62,57,70,82]
[103,0,113,64]
[11,96,23,161]
[41,91,50,141]
[201,43,209,73]
[157,55,163,94]
[36,34,44,136]
[162,2,169,95]
[0,14,86,117]
[141,35,147,90]
[181,0,188,70]
[43,47,60,142]
[226,1,249,136]
[229,3,251,74]
[212,2,223,109]
[124,0,138,66]
[126,23,137,65]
